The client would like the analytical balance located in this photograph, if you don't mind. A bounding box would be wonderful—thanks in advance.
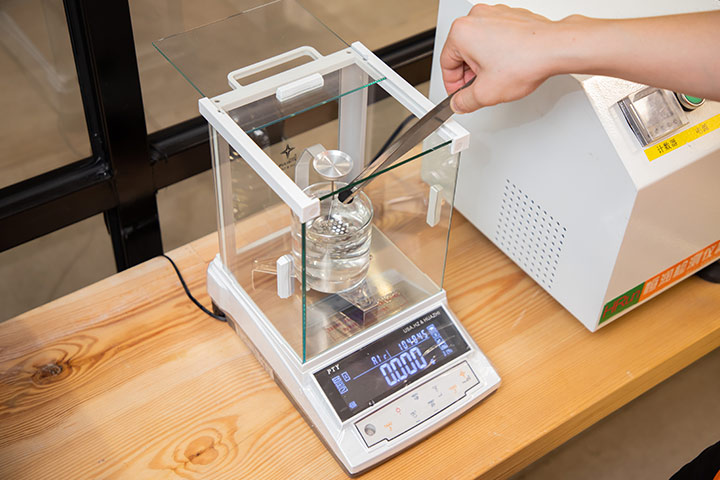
[155,1,499,474]
[431,0,720,331]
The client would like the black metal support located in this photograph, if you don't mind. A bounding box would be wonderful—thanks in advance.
[63,0,162,270]
[0,158,114,251]
[149,117,212,189]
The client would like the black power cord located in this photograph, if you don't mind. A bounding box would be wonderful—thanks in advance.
[161,254,227,322]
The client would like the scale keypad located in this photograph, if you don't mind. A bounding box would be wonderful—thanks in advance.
[355,361,480,447]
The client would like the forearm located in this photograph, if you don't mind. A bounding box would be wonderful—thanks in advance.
[552,12,720,101]
[440,5,720,112]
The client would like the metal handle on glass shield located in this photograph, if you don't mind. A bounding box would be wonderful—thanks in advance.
[337,76,475,204]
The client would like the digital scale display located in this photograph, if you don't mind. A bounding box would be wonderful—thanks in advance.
[314,307,470,421]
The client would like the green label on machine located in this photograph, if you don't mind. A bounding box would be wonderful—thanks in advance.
[599,283,645,324]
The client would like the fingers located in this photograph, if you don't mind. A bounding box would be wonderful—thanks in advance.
[441,35,482,112]
[444,71,471,97]
[440,17,487,112]
[440,41,468,94]
[441,15,480,94]
[451,82,484,113]
[441,46,479,96]
[440,4,556,112]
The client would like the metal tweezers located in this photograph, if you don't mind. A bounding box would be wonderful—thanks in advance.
[338,77,475,204]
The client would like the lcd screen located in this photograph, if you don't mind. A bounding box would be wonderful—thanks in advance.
[314,307,470,421]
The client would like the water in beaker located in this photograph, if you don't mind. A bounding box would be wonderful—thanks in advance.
[292,182,373,293]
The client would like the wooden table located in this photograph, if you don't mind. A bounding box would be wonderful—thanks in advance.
[1,214,719,479]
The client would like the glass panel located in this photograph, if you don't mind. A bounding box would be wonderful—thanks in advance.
[152,0,348,98]
[226,65,385,139]
[294,84,459,361]
[211,125,309,357]
[132,0,439,133]
[163,1,460,363]
[300,133,458,361]
[0,0,91,189]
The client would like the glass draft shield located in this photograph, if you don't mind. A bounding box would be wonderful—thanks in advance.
[154,0,465,363]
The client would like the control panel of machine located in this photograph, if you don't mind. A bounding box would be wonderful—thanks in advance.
[354,360,479,447]
[618,87,689,146]
[314,307,471,422]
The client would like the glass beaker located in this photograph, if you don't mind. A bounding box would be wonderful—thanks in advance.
[292,182,373,293]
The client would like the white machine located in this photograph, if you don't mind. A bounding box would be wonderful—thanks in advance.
[431,0,720,331]
[155,0,499,475]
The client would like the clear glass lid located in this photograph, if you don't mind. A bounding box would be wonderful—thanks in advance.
[152,0,349,98]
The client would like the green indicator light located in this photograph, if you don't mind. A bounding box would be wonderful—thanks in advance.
[683,94,704,105]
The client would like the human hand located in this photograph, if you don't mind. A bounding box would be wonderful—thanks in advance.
[441,5,720,113]
[440,4,568,113]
